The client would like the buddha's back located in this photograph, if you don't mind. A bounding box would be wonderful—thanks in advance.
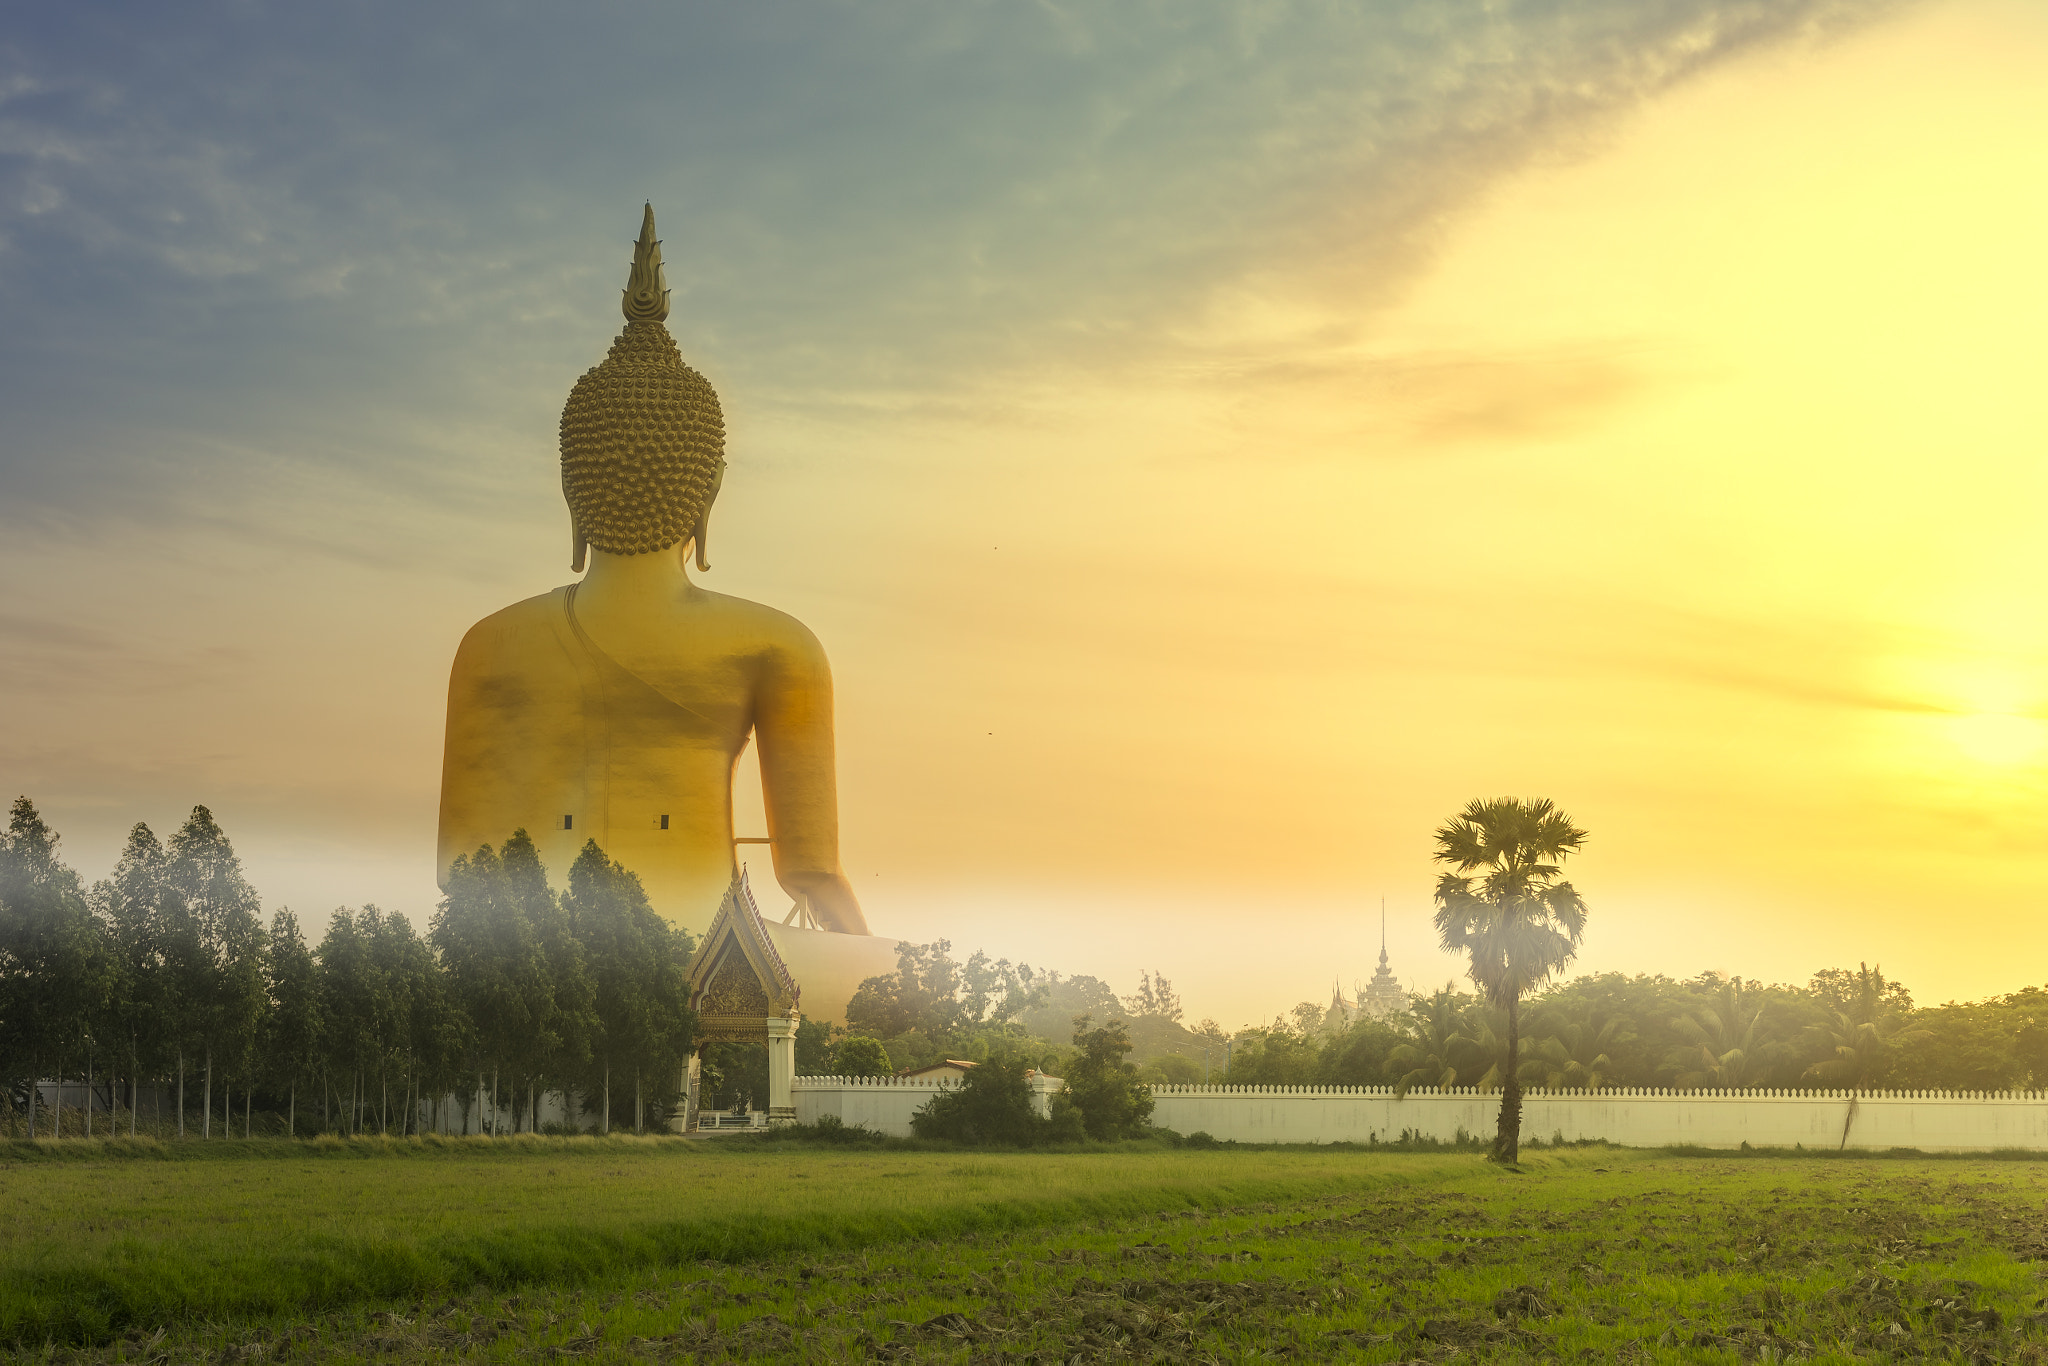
[436,205,870,951]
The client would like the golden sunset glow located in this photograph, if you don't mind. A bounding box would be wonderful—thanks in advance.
[3,0,2044,1026]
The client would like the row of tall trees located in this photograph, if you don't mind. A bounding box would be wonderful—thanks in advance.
[0,798,695,1137]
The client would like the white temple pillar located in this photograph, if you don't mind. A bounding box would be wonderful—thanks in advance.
[765,1015,798,1125]
[681,1051,701,1133]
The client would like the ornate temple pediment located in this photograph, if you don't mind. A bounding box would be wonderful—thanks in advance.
[687,868,801,1043]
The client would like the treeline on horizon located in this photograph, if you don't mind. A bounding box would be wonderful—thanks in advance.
[794,939,2048,1101]
[1221,966,2048,1096]
[5,795,2046,1144]
[0,798,695,1139]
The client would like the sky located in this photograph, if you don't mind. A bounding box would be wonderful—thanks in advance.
[3,0,2044,1028]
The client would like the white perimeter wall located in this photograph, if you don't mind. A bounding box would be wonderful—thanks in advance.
[795,1078,2048,1151]
[794,1074,1060,1137]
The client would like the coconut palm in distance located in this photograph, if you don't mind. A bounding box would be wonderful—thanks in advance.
[1387,986,1467,1098]
[1668,977,1771,1089]
[1432,796,1590,1164]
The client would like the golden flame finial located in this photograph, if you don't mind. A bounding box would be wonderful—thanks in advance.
[622,202,671,323]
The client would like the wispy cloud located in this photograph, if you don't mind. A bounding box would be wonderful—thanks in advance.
[0,0,1903,539]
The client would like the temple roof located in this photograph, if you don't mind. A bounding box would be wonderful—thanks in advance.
[686,868,801,1041]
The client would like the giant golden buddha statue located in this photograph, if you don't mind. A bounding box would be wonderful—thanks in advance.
[437,206,897,1022]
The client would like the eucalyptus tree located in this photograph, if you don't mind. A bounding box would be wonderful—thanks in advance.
[562,840,694,1133]
[0,797,103,1138]
[264,908,321,1135]
[1431,796,1590,1163]
[431,838,550,1135]
[363,907,449,1134]
[165,807,267,1138]
[95,824,176,1136]
[501,831,592,1131]
[316,908,384,1134]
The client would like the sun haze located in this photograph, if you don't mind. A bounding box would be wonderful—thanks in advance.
[0,0,2041,1026]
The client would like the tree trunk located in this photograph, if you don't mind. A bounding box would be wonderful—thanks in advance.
[491,1067,500,1138]
[26,1055,35,1140]
[203,1050,213,1140]
[244,1086,251,1139]
[224,1078,231,1141]
[85,1051,93,1139]
[381,1071,388,1137]
[289,1083,296,1139]
[602,1062,610,1136]
[634,1067,643,1136]
[1494,995,1523,1165]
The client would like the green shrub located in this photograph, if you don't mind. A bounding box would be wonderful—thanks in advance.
[1062,1016,1155,1140]
[910,1056,1063,1146]
[752,1115,895,1146]
[830,1035,895,1077]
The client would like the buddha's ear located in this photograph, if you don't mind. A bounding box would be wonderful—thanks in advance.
[691,505,713,571]
[693,460,725,572]
[570,515,588,573]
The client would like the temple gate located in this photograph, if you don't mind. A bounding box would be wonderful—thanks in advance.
[684,869,801,1127]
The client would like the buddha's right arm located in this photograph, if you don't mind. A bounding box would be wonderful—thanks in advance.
[754,622,868,935]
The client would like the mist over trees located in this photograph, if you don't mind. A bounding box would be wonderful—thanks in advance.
[827,930,2045,1107]
[0,798,695,1137]
[5,792,2043,1145]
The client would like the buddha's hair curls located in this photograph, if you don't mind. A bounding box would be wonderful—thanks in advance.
[559,319,725,560]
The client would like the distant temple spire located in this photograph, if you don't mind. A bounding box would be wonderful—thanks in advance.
[1359,897,1406,1020]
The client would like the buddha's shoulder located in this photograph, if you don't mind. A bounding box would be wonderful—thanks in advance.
[453,588,574,660]
[690,589,827,657]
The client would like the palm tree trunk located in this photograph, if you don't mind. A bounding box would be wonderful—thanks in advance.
[1495,995,1523,1164]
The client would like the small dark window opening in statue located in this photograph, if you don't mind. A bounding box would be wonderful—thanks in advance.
[660,814,670,830]
[563,814,573,831]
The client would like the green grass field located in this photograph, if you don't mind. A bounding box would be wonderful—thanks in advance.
[4,1135,2047,1362]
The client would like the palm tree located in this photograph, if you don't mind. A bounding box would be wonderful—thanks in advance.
[1527,1013,1628,1093]
[1668,977,1769,1089]
[1803,963,1928,1087]
[1432,796,1590,1163]
[1387,987,1466,1098]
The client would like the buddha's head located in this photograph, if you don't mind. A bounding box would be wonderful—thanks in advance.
[560,204,726,572]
